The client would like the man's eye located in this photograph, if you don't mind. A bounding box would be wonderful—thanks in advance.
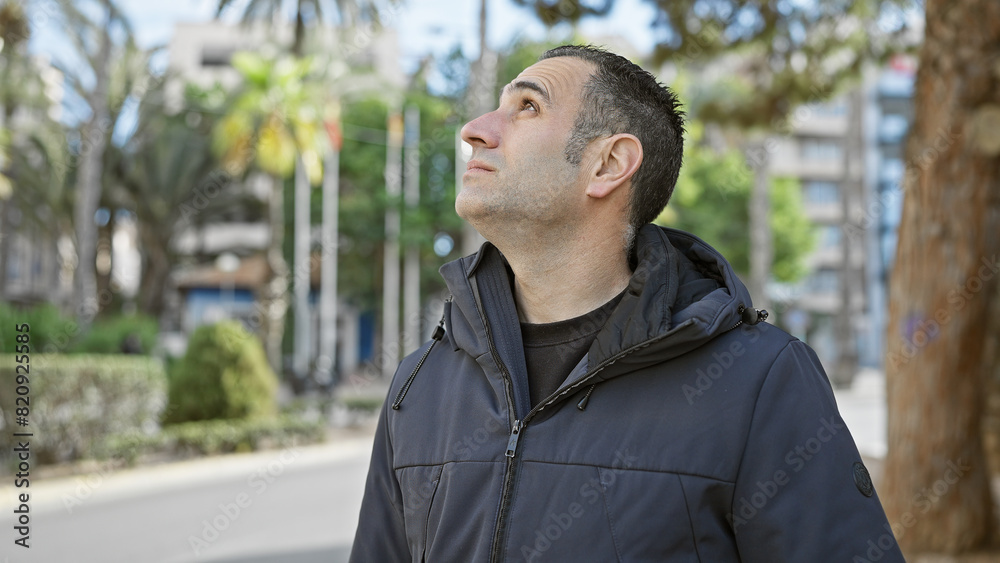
[521,99,538,112]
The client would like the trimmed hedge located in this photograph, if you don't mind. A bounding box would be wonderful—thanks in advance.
[0,354,166,466]
[164,321,278,424]
[0,303,78,354]
[101,416,326,465]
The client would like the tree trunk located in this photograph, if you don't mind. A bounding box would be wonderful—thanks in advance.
[831,88,864,388]
[136,224,171,317]
[293,155,310,383]
[746,138,771,312]
[319,144,339,386]
[95,207,114,307]
[292,0,305,57]
[882,0,1000,554]
[403,104,421,355]
[460,0,492,256]
[381,109,403,377]
[73,0,113,327]
[261,174,289,374]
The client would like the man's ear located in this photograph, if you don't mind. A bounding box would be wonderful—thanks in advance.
[585,133,643,199]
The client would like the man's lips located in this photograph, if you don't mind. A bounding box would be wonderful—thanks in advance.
[466,160,496,173]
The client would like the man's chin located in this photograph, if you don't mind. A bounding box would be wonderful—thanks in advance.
[455,191,488,223]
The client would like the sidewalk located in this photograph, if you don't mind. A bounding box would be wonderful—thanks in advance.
[833,367,888,461]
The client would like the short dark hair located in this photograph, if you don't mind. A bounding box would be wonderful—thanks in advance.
[539,45,685,245]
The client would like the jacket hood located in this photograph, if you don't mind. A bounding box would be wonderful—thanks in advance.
[438,224,759,392]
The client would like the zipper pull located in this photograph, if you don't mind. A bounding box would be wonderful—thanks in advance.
[505,420,522,458]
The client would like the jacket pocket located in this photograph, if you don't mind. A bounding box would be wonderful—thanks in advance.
[396,464,443,561]
[597,468,702,562]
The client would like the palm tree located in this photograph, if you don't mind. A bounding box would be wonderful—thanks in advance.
[212,51,328,371]
[214,0,397,56]
[108,78,253,317]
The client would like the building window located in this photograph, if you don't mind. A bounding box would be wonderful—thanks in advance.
[6,246,20,282]
[807,100,847,117]
[801,139,843,161]
[808,268,839,293]
[201,46,235,67]
[880,158,905,186]
[879,114,909,143]
[804,181,840,205]
[819,224,842,249]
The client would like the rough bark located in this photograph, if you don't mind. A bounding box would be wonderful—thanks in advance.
[73,0,113,327]
[746,138,771,312]
[260,173,289,373]
[832,88,864,388]
[882,0,1000,554]
[135,224,171,317]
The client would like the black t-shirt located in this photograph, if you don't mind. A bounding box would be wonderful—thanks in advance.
[520,290,626,408]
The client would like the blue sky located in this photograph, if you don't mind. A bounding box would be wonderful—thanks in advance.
[30,0,658,71]
[24,0,659,128]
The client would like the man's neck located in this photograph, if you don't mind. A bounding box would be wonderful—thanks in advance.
[500,229,633,324]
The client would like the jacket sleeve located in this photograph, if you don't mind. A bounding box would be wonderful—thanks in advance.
[732,340,904,562]
[349,398,410,562]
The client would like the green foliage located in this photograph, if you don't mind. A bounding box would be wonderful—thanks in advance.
[496,37,572,89]
[510,0,613,26]
[337,97,390,308]
[164,321,278,424]
[514,0,917,128]
[0,304,160,355]
[0,354,166,467]
[101,416,326,465]
[69,313,159,355]
[656,124,815,282]
[334,90,464,308]
[213,51,329,181]
[340,395,384,413]
[0,302,78,354]
[643,0,917,127]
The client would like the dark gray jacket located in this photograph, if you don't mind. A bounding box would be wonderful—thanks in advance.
[350,225,903,562]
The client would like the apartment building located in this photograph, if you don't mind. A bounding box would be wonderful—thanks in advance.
[162,20,403,383]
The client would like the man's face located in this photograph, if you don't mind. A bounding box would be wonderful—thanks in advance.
[456,56,595,237]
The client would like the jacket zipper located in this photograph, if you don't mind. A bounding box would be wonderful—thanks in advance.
[469,277,522,563]
[482,300,749,560]
[485,317,694,561]
[488,346,630,562]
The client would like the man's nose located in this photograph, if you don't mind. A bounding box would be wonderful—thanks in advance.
[460,110,500,148]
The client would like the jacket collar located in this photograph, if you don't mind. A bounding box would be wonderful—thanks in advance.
[439,224,754,388]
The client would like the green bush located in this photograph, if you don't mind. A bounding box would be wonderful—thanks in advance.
[69,313,159,355]
[0,302,79,354]
[0,354,166,466]
[164,321,278,424]
[101,416,326,465]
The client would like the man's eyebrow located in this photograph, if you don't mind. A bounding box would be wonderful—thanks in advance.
[501,80,551,106]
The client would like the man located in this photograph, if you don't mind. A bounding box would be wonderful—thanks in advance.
[350,45,902,562]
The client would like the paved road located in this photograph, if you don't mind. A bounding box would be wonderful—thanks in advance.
[1,433,375,563]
